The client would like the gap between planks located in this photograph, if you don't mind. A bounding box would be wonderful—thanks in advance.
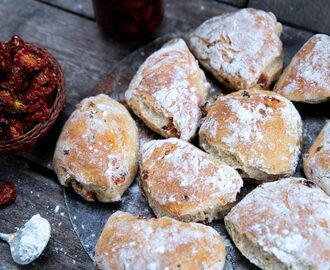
[33,0,95,21]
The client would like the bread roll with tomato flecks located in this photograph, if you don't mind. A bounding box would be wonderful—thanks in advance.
[125,38,210,141]
[140,138,243,222]
[199,89,302,182]
[53,94,139,202]
[96,211,226,270]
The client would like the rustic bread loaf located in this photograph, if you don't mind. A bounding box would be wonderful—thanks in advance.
[53,94,139,202]
[95,211,226,270]
[304,121,330,195]
[199,89,303,182]
[125,38,210,141]
[188,8,283,91]
[225,177,330,270]
[140,138,243,222]
[274,34,330,103]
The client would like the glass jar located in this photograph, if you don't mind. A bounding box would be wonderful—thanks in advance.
[92,0,164,41]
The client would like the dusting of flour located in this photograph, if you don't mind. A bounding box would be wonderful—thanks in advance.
[15,214,51,264]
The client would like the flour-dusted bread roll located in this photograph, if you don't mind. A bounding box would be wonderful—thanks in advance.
[125,38,210,141]
[188,8,283,91]
[274,34,330,103]
[53,94,139,202]
[199,89,302,182]
[225,178,330,270]
[140,138,243,223]
[304,121,330,195]
[95,211,226,270]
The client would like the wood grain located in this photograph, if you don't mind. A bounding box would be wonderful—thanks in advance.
[37,0,94,19]
[0,157,93,270]
[249,0,330,34]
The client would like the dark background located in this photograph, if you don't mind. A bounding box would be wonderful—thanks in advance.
[37,0,330,35]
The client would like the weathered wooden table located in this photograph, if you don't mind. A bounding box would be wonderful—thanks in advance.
[0,0,327,269]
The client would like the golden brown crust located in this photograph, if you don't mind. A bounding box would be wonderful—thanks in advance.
[140,138,243,222]
[274,34,330,103]
[95,211,226,270]
[188,8,283,91]
[125,38,210,141]
[53,94,139,202]
[199,89,302,182]
[303,121,330,195]
[225,178,330,270]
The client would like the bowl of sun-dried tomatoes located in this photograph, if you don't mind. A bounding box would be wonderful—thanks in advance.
[0,35,66,154]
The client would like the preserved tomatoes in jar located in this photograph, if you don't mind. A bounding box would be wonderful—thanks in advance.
[92,0,164,41]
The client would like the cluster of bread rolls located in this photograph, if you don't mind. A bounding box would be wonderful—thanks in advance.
[53,7,330,270]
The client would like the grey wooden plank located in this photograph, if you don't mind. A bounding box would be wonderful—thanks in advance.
[216,0,247,7]
[0,157,93,270]
[0,0,37,38]
[37,0,94,18]
[161,0,237,35]
[249,0,330,34]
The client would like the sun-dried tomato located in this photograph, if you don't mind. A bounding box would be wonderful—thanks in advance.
[33,68,58,89]
[5,35,25,56]
[8,119,24,138]
[8,66,26,91]
[26,99,50,123]
[26,98,48,113]
[25,68,58,101]
[0,91,26,114]
[0,43,12,73]
[0,35,58,139]
[87,191,96,201]
[0,181,16,206]
[14,46,48,72]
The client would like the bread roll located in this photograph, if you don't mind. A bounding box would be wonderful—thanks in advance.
[304,121,330,195]
[95,211,226,270]
[125,38,210,141]
[199,89,302,182]
[225,177,330,270]
[140,138,243,222]
[274,34,330,103]
[53,94,139,202]
[188,8,283,91]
